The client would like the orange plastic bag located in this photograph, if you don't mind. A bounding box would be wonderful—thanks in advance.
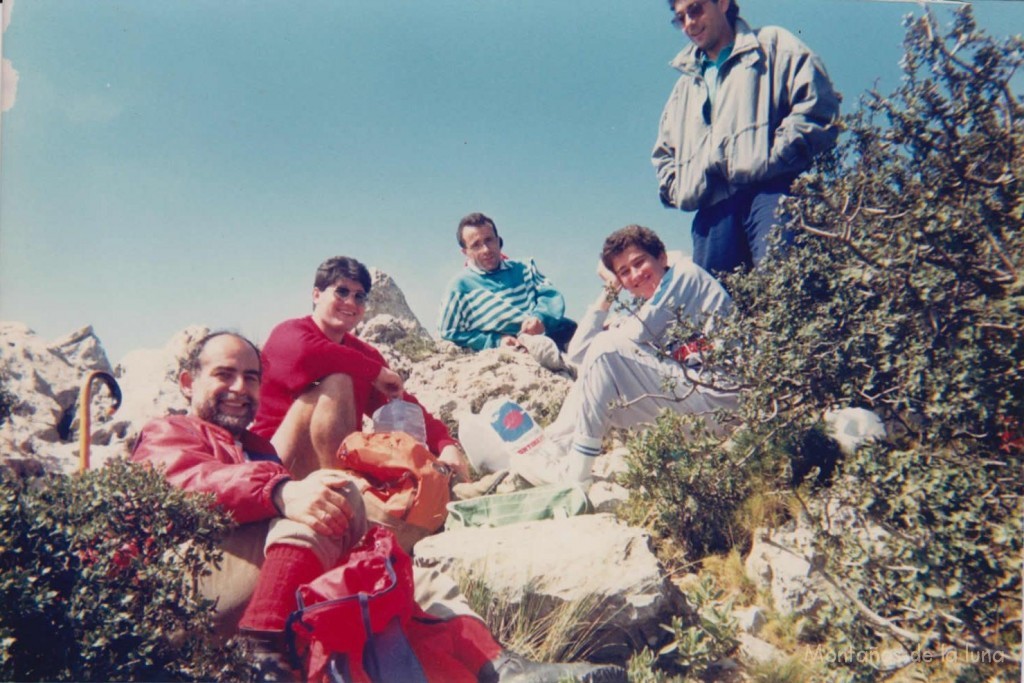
[335,432,451,534]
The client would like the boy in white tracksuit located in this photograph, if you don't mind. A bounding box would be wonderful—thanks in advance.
[547,225,740,481]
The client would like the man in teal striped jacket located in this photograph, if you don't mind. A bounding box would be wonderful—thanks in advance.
[437,212,577,352]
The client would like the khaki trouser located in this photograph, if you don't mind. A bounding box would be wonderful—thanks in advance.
[200,507,474,638]
[200,480,368,638]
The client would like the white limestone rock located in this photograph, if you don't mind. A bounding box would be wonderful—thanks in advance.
[587,481,630,514]
[744,522,825,618]
[734,605,767,636]
[0,323,115,468]
[405,344,573,439]
[0,322,207,474]
[738,633,784,665]
[358,268,430,340]
[94,325,207,448]
[413,513,688,661]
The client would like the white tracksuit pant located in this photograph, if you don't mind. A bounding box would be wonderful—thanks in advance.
[545,253,740,469]
[546,331,739,455]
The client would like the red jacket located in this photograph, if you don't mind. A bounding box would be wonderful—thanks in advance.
[252,316,457,455]
[131,414,291,524]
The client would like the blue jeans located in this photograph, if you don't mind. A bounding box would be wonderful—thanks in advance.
[691,178,796,277]
[546,317,578,352]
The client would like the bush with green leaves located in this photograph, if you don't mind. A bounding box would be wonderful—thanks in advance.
[0,459,253,682]
[394,334,438,363]
[619,7,1021,680]
[618,412,760,561]
[627,575,739,682]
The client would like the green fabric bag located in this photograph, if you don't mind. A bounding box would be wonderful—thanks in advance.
[446,484,590,529]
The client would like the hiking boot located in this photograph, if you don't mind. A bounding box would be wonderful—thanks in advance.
[241,629,301,682]
[483,650,628,683]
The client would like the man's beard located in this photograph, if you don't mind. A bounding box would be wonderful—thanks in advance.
[196,394,256,437]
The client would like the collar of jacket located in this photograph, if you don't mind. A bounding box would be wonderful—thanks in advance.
[466,258,512,276]
[669,17,760,75]
[184,413,264,451]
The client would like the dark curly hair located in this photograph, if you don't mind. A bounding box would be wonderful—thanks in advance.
[313,256,372,293]
[600,225,667,270]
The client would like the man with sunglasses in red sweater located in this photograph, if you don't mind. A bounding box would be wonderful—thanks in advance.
[652,0,840,279]
[252,255,471,485]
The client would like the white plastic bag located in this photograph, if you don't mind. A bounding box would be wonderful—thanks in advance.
[824,407,885,455]
[457,409,509,474]
[458,398,565,485]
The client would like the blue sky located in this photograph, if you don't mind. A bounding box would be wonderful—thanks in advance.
[2,0,1021,362]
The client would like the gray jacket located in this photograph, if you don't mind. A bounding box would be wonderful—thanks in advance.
[652,19,840,211]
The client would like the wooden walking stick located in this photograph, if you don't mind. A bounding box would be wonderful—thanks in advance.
[77,371,122,473]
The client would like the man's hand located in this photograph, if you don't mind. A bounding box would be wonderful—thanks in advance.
[596,260,621,311]
[438,444,471,483]
[519,316,546,336]
[597,260,621,290]
[373,366,405,400]
[273,470,364,538]
[501,335,524,349]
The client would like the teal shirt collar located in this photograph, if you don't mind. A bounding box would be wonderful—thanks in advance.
[466,259,512,276]
[698,43,734,73]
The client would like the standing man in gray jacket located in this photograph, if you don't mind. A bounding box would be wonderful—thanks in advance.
[652,0,840,278]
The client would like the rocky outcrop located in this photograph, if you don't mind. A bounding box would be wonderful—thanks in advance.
[5,271,892,677]
[744,523,825,618]
[94,326,209,449]
[0,323,116,472]
[361,268,431,340]
[405,343,573,438]
[0,266,913,674]
[0,322,215,474]
[414,513,689,662]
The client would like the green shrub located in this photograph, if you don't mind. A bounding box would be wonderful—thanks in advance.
[618,411,757,561]
[627,575,739,681]
[755,10,1021,678]
[0,458,252,681]
[622,7,1021,679]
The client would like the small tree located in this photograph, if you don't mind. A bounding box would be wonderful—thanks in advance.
[0,459,253,681]
[736,7,1022,675]
[622,7,1022,680]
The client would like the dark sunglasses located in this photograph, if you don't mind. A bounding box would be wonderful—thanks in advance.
[670,0,707,28]
[332,286,368,305]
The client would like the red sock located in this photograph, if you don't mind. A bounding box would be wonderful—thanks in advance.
[239,544,324,632]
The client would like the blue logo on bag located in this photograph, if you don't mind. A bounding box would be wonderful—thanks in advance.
[490,401,535,443]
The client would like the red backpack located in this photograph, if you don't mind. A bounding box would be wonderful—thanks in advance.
[284,527,500,682]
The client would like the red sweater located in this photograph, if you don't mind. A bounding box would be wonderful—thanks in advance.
[251,316,456,455]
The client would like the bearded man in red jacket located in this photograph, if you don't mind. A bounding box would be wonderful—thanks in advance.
[132,331,369,676]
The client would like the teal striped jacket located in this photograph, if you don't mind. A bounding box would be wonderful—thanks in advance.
[437,258,568,350]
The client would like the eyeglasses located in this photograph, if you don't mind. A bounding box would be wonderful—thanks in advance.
[332,286,368,305]
[670,0,707,28]
[465,236,499,253]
